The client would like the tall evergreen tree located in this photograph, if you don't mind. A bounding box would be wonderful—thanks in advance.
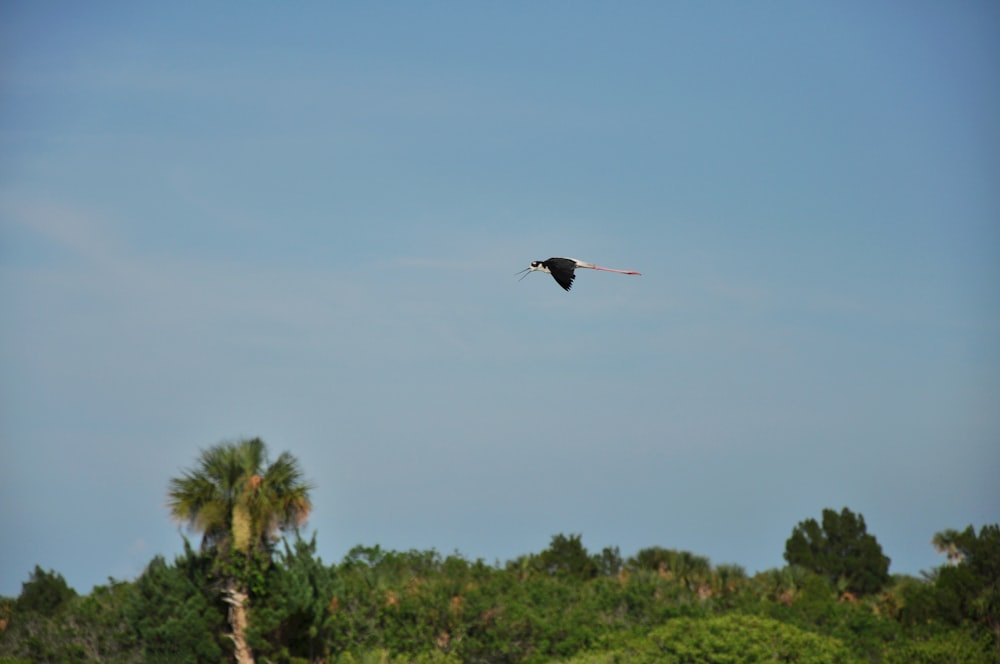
[248,533,337,663]
[784,507,890,596]
[540,534,598,580]
[130,544,228,663]
[15,566,76,615]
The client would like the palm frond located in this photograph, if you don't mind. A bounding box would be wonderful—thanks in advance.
[166,438,314,555]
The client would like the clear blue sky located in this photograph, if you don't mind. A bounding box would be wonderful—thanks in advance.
[2,2,998,596]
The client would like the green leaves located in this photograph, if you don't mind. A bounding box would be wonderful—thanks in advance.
[129,548,227,663]
[14,567,76,616]
[906,524,1000,644]
[784,507,891,596]
[167,437,313,558]
[0,576,138,663]
[558,614,854,664]
[7,441,998,664]
[247,534,338,662]
[3,523,1000,663]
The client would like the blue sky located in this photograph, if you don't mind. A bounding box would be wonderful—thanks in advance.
[1,2,998,596]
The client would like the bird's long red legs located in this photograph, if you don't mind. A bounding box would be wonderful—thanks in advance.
[589,265,642,276]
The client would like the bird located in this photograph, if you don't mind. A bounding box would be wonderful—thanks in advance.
[516,257,641,291]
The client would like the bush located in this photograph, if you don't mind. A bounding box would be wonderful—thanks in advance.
[557,614,855,663]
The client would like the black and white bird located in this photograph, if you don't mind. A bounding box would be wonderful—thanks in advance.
[517,257,641,292]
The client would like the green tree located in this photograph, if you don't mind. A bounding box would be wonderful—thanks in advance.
[167,437,313,664]
[932,528,966,564]
[557,614,853,664]
[248,533,337,663]
[129,544,228,663]
[0,574,140,663]
[69,580,141,662]
[539,534,598,580]
[749,565,824,606]
[925,524,1000,650]
[592,547,623,578]
[627,547,712,594]
[784,507,890,596]
[881,630,995,664]
[0,567,82,663]
[14,567,76,615]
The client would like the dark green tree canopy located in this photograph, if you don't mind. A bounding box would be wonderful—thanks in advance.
[4,525,1000,662]
[540,533,599,579]
[129,546,227,663]
[16,565,77,615]
[784,507,890,596]
[928,524,1000,639]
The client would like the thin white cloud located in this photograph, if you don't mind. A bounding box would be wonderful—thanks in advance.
[1,194,124,268]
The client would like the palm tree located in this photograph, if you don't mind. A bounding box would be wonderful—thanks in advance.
[932,528,965,564]
[167,438,312,664]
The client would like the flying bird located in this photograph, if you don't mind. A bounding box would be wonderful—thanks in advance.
[516,257,641,292]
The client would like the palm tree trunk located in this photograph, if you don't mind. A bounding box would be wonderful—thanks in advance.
[222,582,255,664]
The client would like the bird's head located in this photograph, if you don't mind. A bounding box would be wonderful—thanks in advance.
[516,260,546,281]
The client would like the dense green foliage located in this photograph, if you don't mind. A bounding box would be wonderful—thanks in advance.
[2,524,998,663]
[129,542,228,663]
[784,507,891,596]
[557,614,855,663]
[14,567,77,616]
[0,441,993,663]
[898,524,1000,645]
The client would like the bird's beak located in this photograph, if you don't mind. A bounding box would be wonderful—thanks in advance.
[515,267,532,281]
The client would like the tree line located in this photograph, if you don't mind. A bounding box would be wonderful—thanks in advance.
[1,438,997,663]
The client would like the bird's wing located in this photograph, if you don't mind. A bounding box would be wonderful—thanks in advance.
[545,258,577,291]
[551,270,575,291]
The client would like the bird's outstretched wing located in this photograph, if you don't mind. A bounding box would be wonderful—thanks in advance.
[545,257,577,291]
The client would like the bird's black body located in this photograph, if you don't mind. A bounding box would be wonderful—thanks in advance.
[533,257,578,291]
